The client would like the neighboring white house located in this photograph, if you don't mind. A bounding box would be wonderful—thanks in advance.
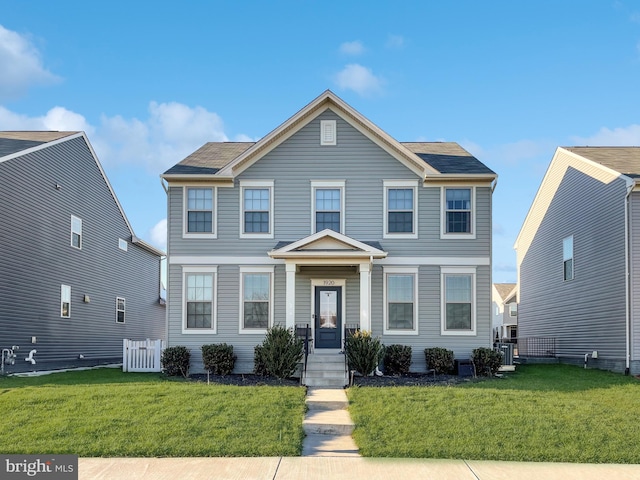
[492,283,517,342]
[515,146,640,374]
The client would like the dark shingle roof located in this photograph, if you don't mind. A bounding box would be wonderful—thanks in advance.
[402,142,496,175]
[0,131,78,159]
[563,147,640,178]
[164,142,255,175]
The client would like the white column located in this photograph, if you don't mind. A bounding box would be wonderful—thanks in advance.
[285,263,296,329]
[359,262,371,331]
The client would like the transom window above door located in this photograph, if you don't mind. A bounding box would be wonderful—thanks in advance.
[312,181,345,234]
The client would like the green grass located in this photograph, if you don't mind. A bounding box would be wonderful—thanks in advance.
[0,368,306,457]
[347,364,640,463]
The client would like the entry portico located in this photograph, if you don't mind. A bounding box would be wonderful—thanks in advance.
[268,229,387,347]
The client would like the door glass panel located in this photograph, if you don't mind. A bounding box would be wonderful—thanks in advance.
[319,291,337,328]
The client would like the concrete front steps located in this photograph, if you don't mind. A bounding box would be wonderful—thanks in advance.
[302,351,348,387]
[302,388,359,457]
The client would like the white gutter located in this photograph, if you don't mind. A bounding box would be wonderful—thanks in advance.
[624,181,634,374]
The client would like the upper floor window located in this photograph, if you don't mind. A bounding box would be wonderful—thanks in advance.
[312,181,345,234]
[118,239,128,251]
[442,187,475,239]
[71,215,82,249]
[185,187,215,237]
[384,180,418,239]
[563,236,574,281]
[509,303,518,317]
[441,267,476,335]
[383,267,419,335]
[240,266,273,333]
[61,284,71,318]
[116,297,126,324]
[240,181,274,239]
[183,266,217,333]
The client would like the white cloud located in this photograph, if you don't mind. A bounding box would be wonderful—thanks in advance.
[0,24,60,99]
[334,64,384,97]
[386,35,405,49]
[149,218,167,252]
[571,124,640,146]
[0,105,93,133]
[233,133,256,142]
[339,41,365,55]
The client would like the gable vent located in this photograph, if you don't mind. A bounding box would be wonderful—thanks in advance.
[320,120,336,146]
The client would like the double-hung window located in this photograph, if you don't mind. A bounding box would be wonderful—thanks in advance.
[240,181,273,238]
[563,236,574,281]
[61,284,71,318]
[183,266,217,333]
[240,266,273,333]
[71,215,82,249]
[312,181,345,233]
[442,187,475,238]
[383,267,418,334]
[116,297,126,324]
[441,267,476,335]
[184,187,216,238]
[384,180,418,238]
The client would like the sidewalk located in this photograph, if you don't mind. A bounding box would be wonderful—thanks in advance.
[80,457,640,480]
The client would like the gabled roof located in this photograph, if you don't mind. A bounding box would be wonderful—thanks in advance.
[268,229,387,261]
[563,147,640,179]
[0,131,165,257]
[162,91,496,183]
[494,283,517,302]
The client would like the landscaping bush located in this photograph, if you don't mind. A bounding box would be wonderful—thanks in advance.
[472,347,503,376]
[201,343,236,376]
[424,347,454,374]
[253,325,303,379]
[161,346,190,377]
[345,330,384,376]
[383,344,412,375]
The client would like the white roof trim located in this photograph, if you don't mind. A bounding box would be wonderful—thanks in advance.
[268,229,387,259]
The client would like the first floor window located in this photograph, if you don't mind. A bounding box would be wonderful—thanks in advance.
[241,268,272,332]
[185,272,214,329]
[116,297,126,324]
[563,236,574,281]
[384,267,418,334]
[61,284,71,318]
[442,268,476,334]
[71,215,82,249]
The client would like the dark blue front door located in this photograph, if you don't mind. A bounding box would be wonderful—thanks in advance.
[315,286,342,349]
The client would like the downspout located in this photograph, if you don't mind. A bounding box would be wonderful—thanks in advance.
[624,182,633,375]
[160,176,169,194]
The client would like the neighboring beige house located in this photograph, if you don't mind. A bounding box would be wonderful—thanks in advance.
[492,283,517,342]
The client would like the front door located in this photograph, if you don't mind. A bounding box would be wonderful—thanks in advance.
[314,286,342,349]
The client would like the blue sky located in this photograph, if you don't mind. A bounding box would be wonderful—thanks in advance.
[2,1,640,282]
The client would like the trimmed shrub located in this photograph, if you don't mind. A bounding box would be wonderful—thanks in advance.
[161,346,190,377]
[201,343,236,376]
[383,344,412,376]
[424,347,455,375]
[253,325,303,379]
[345,330,384,376]
[472,347,503,377]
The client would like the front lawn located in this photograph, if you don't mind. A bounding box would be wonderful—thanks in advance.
[347,364,640,463]
[0,368,306,457]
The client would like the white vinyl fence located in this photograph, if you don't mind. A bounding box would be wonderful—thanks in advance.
[123,339,166,372]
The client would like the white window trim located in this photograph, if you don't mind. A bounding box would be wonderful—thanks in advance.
[320,120,336,146]
[563,235,574,281]
[71,215,82,249]
[508,303,517,317]
[116,297,126,324]
[440,186,476,239]
[383,180,418,239]
[118,238,128,251]
[441,266,477,336]
[383,266,419,335]
[239,180,274,239]
[239,266,274,334]
[61,284,71,318]
[183,186,217,239]
[181,266,218,334]
[311,180,346,234]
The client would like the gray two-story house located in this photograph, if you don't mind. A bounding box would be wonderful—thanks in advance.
[515,147,640,374]
[162,91,497,382]
[0,131,166,372]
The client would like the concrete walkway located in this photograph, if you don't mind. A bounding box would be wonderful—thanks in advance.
[302,387,359,456]
[79,457,640,480]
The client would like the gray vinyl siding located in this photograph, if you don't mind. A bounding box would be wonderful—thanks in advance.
[0,136,165,371]
[630,191,640,362]
[519,164,628,361]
